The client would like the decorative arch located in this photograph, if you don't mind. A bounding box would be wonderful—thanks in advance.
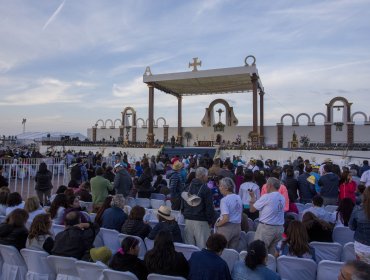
[105,119,113,127]
[114,119,122,127]
[121,106,137,127]
[136,118,146,128]
[280,114,295,125]
[326,96,352,123]
[95,119,105,127]
[351,111,368,123]
[156,117,167,126]
[201,98,238,127]
[296,113,311,124]
[312,113,327,124]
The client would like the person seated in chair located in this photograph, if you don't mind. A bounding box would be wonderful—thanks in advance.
[51,211,100,260]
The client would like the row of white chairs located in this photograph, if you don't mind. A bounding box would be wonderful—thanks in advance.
[126,197,170,210]
[295,203,338,214]
[0,245,186,280]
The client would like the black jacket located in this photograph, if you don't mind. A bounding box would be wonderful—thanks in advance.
[51,222,100,260]
[110,253,148,280]
[319,173,339,198]
[285,177,299,202]
[0,223,28,251]
[114,169,133,197]
[148,221,183,243]
[145,250,189,278]
[298,173,316,201]
[35,171,53,191]
[121,220,151,240]
[0,174,8,187]
[136,173,153,197]
[182,178,215,224]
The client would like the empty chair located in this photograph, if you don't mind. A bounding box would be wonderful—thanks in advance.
[75,260,107,280]
[147,274,186,280]
[118,234,147,259]
[47,255,80,280]
[0,245,27,280]
[277,255,317,280]
[126,197,136,208]
[245,231,255,246]
[145,237,155,251]
[332,226,354,246]
[135,198,151,208]
[150,199,165,209]
[317,260,344,280]
[165,200,172,208]
[310,242,342,263]
[174,243,200,260]
[324,205,338,213]
[100,228,121,254]
[150,193,166,201]
[21,249,56,280]
[267,254,276,272]
[103,269,139,280]
[221,248,239,271]
[341,242,356,262]
[52,224,65,236]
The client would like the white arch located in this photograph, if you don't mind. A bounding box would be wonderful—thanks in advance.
[351,111,367,123]
[95,119,105,127]
[296,113,311,124]
[312,113,327,124]
[136,118,146,127]
[280,114,295,125]
[105,119,113,127]
[114,119,122,127]
[156,117,167,126]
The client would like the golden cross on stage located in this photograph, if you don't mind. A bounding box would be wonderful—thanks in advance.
[189,57,202,71]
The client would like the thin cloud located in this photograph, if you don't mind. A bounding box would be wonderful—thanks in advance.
[42,0,66,30]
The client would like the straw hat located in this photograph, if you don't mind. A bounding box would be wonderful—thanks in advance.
[172,161,183,171]
[157,205,175,221]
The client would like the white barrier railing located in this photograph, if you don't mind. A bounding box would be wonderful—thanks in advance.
[1,163,68,198]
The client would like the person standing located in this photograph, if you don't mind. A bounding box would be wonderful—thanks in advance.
[167,161,185,210]
[113,163,133,198]
[318,164,339,205]
[182,167,215,249]
[239,170,260,220]
[35,162,53,206]
[249,177,285,254]
[91,167,113,211]
[215,177,243,250]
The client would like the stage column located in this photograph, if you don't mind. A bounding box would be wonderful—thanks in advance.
[347,122,354,146]
[147,85,154,147]
[277,123,283,148]
[92,126,97,142]
[259,91,265,146]
[250,74,259,146]
[177,95,183,145]
[325,122,332,145]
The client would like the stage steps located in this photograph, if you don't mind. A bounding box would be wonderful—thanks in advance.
[161,147,217,159]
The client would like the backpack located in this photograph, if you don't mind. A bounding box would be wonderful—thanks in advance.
[70,164,82,181]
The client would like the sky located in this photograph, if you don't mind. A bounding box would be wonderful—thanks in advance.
[1,0,370,136]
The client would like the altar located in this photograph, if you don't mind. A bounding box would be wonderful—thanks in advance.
[197,141,214,147]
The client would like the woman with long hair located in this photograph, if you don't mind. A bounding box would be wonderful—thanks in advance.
[94,196,113,227]
[232,240,280,280]
[335,198,355,227]
[349,187,370,264]
[24,196,45,222]
[339,171,357,203]
[35,162,53,205]
[49,194,68,225]
[121,206,151,240]
[277,220,315,260]
[302,211,333,242]
[144,230,189,278]
[109,236,148,280]
[26,213,54,254]
[135,166,153,198]
[0,208,29,250]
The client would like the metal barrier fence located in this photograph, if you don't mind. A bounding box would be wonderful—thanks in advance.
[0,157,65,165]
[1,163,68,198]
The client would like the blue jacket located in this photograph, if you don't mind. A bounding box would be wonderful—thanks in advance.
[297,173,316,201]
[167,171,184,199]
[349,205,370,246]
[102,207,128,232]
[188,249,231,280]
[232,262,281,280]
[318,173,339,198]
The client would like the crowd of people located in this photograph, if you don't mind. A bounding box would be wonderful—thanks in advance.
[0,152,370,279]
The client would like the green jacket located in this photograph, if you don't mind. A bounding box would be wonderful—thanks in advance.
[91,175,113,204]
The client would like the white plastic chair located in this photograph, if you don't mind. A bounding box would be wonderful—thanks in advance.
[89,213,97,222]
[165,200,172,208]
[239,250,248,261]
[0,245,27,280]
[144,238,155,251]
[247,218,255,231]
[126,197,136,208]
[150,199,165,209]
[245,231,255,246]
[103,269,139,280]
[0,215,6,223]
[221,248,239,272]
[20,249,56,280]
[150,193,166,200]
[118,234,147,259]
[341,242,355,262]
[310,242,342,263]
[79,201,93,213]
[147,274,186,280]
[285,212,299,220]
[124,205,132,215]
[317,260,344,280]
[267,254,277,272]
[305,203,313,208]
[135,198,151,208]
[52,224,65,236]
[324,205,337,213]
[174,243,200,260]
[47,255,80,280]
[277,255,317,280]
[100,228,121,254]
[295,203,306,213]
[332,226,354,246]
[75,260,106,280]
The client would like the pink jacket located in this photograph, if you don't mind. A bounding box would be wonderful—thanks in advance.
[261,184,290,212]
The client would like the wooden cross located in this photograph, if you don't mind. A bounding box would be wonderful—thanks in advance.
[189,57,202,72]
[216,108,224,123]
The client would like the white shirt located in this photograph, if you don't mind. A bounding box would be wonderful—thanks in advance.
[253,192,285,226]
[239,182,260,206]
[28,208,46,222]
[5,201,25,216]
[220,194,242,224]
[303,206,336,224]
[360,170,370,187]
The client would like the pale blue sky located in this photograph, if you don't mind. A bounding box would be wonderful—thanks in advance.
[0,0,370,135]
